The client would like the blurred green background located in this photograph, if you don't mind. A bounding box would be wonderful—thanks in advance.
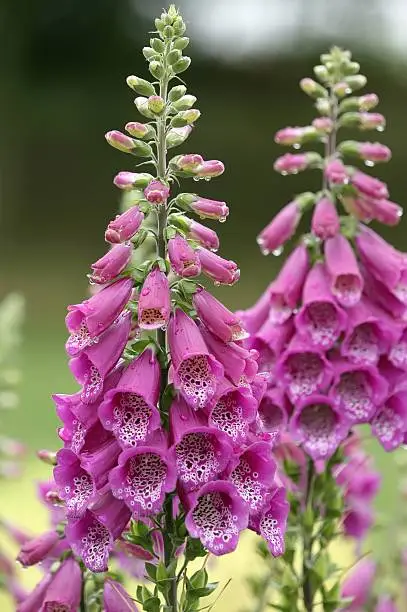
[1,0,407,609]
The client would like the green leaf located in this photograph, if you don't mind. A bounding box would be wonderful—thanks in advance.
[190,568,208,589]
[156,562,168,582]
[145,563,157,582]
[185,537,207,561]
[143,596,161,612]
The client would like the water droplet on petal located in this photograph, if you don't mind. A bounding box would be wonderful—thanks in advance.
[293,143,301,150]
[219,217,226,223]
[193,176,200,182]
[377,126,384,132]
[365,160,375,167]
[214,281,221,287]
[272,246,284,257]
[281,171,288,176]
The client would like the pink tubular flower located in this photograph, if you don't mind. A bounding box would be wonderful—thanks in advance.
[330,359,388,424]
[250,316,294,377]
[359,142,391,162]
[138,267,170,330]
[69,311,131,404]
[311,197,340,239]
[113,171,152,190]
[189,196,229,221]
[274,126,307,145]
[80,436,121,490]
[90,243,132,284]
[197,248,240,285]
[207,378,258,447]
[249,487,289,556]
[66,491,131,572]
[257,201,301,255]
[193,287,248,343]
[105,130,136,153]
[371,389,407,451]
[325,234,363,307]
[144,179,170,204]
[17,530,59,567]
[367,198,403,226]
[268,244,310,323]
[389,328,407,370]
[324,159,349,184]
[274,152,317,174]
[109,431,176,517]
[40,557,82,612]
[168,234,201,277]
[295,263,347,349]
[105,207,144,243]
[169,397,232,492]
[375,596,398,612]
[176,154,204,172]
[351,170,389,200]
[16,574,53,612]
[360,112,386,130]
[359,93,379,110]
[196,159,225,178]
[168,309,223,408]
[275,335,332,403]
[290,395,349,461]
[236,285,272,335]
[256,388,290,439]
[225,441,276,514]
[54,449,95,518]
[340,558,376,610]
[187,219,219,251]
[185,480,249,555]
[65,278,132,355]
[104,579,138,612]
[98,349,161,449]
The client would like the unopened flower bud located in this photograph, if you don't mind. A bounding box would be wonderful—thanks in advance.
[37,449,57,466]
[174,154,204,172]
[311,197,340,239]
[315,98,331,115]
[105,206,144,243]
[332,81,352,97]
[196,159,224,178]
[105,130,136,153]
[176,193,229,221]
[359,112,386,130]
[274,152,322,174]
[344,61,360,75]
[149,61,165,79]
[144,180,170,204]
[17,531,60,567]
[324,159,349,184]
[154,18,165,32]
[171,109,200,127]
[172,95,197,111]
[150,37,165,52]
[359,93,379,110]
[274,126,319,146]
[113,171,153,190]
[173,16,186,35]
[169,85,187,102]
[345,74,367,91]
[134,96,155,119]
[313,65,329,81]
[147,95,165,114]
[174,36,189,50]
[166,125,192,148]
[257,201,301,255]
[339,140,391,163]
[126,75,155,97]
[172,56,191,74]
[167,48,182,65]
[142,46,159,61]
[163,25,175,39]
[125,122,155,140]
[198,248,240,285]
[312,117,334,132]
[300,78,328,99]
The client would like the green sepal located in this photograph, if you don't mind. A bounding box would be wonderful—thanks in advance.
[126,76,156,97]
[173,36,189,50]
[185,537,207,561]
[169,85,187,101]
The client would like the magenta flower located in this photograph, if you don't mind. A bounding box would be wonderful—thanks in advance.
[113,170,151,190]
[371,389,407,451]
[40,557,82,612]
[275,336,333,403]
[105,207,144,243]
[199,323,258,386]
[144,179,170,204]
[197,248,240,285]
[268,244,310,323]
[251,316,294,376]
[138,267,170,330]
[236,285,272,334]
[375,596,398,612]
[343,501,374,541]
[189,196,229,221]
[225,441,276,514]
[105,130,137,153]
[274,126,307,145]
[207,378,257,447]
[16,574,53,612]
[274,152,315,174]
[341,298,394,366]
[366,198,403,226]
[340,557,376,610]
[256,388,290,438]
[176,154,204,172]
[168,234,201,278]
[98,349,161,449]
[325,234,363,307]
[193,288,248,343]
[54,449,95,518]
[359,142,391,162]
[195,159,225,178]
[250,487,289,556]
[80,436,120,490]
[65,278,132,355]
[311,197,340,239]
[330,359,387,424]
[290,395,349,460]
[66,491,130,572]
[104,579,138,611]
[17,530,59,568]
[109,431,176,517]
[351,170,389,200]
[169,397,232,492]
[185,480,249,555]
[389,328,407,370]
[70,311,131,404]
[257,201,301,255]
[90,243,132,284]
[324,159,348,184]
[363,267,407,320]
[295,263,347,349]
[187,219,219,251]
[168,309,223,408]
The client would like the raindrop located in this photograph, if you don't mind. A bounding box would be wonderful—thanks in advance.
[293,143,301,150]
[161,324,167,331]
[376,126,384,132]
[281,171,288,176]
[204,177,211,182]
[364,160,375,167]
[214,281,221,287]
[219,217,226,223]
[292,169,299,175]
[397,209,403,218]
[272,246,283,257]
[193,176,200,182]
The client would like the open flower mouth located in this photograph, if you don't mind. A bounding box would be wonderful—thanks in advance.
[230,458,267,512]
[81,364,103,404]
[178,355,217,408]
[210,391,251,444]
[175,432,221,491]
[334,371,375,423]
[139,308,166,329]
[334,274,362,307]
[111,393,153,448]
[302,301,340,347]
[298,402,339,459]
[191,491,239,554]
[284,352,325,400]
[116,453,168,515]
[344,322,381,365]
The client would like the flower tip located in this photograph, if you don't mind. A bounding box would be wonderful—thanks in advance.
[37,449,58,466]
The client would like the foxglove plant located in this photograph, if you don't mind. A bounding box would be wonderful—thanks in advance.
[240,47,406,611]
[16,6,287,611]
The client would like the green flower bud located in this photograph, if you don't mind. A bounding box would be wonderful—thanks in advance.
[125,121,155,140]
[167,48,182,65]
[345,74,367,91]
[343,61,360,75]
[171,109,201,127]
[337,140,360,157]
[167,5,179,21]
[163,25,174,39]
[163,12,173,25]
[142,47,159,61]
[131,140,153,158]
[313,64,329,82]
[173,17,186,35]
[173,36,189,51]
[134,97,155,119]
[166,125,192,148]
[332,81,352,97]
[176,193,197,208]
[338,112,362,128]
[295,191,317,210]
[151,38,165,53]
[149,61,165,79]
[126,75,156,97]
[155,18,165,32]
[315,98,331,115]
[300,78,328,99]
[172,95,197,111]
[147,95,166,114]
[172,56,191,74]
[168,85,187,102]
[167,212,190,233]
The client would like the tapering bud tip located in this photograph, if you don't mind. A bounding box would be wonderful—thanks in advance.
[126,75,156,97]
[37,449,58,466]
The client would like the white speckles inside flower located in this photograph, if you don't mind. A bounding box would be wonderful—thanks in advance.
[302,301,339,347]
[230,459,266,511]
[66,321,97,355]
[334,274,361,307]
[81,365,103,404]
[175,432,220,489]
[371,406,404,450]
[284,352,324,400]
[178,355,216,408]
[259,512,284,556]
[299,402,338,458]
[81,521,110,572]
[192,491,238,553]
[112,393,152,448]
[211,393,248,443]
[122,453,167,514]
[335,371,374,422]
[345,323,380,365]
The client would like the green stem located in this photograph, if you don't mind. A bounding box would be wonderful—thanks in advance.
[302,460,315,612]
